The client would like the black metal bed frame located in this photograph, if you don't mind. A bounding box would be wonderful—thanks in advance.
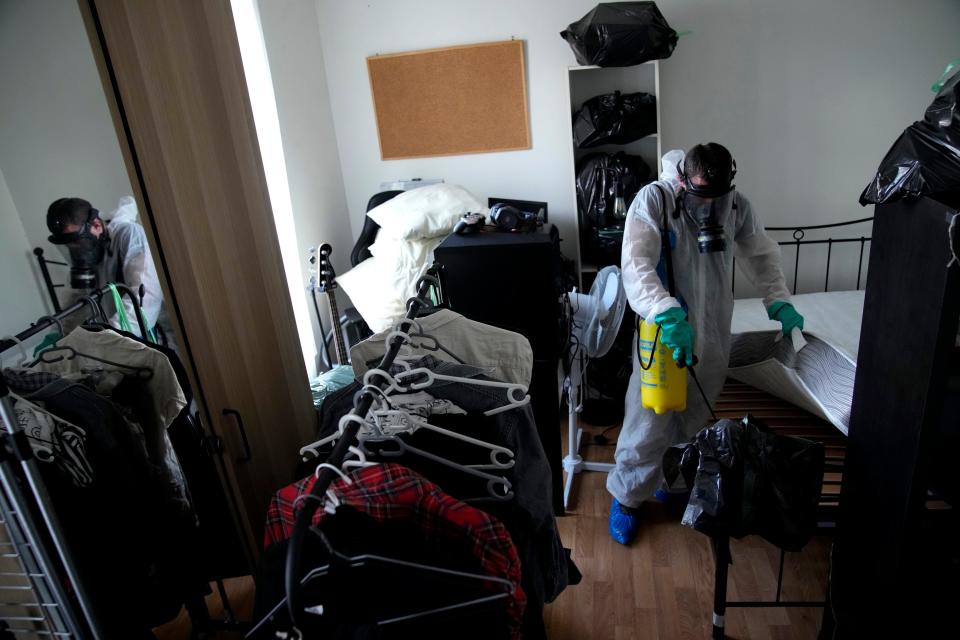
[713,216,874,639]
[733,216,874,296]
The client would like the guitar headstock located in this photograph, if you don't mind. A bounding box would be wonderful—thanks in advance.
[310,243,337,292]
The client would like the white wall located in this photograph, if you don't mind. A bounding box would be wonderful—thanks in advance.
[0,168,49,337]
[0,0,133,286]
[257,0,355,370]
[315,0,960,294]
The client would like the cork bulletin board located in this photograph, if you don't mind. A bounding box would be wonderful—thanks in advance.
[367,40,530,160]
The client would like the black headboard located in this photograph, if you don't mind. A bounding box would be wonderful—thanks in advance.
[349,190,403,267]
[733,216,874,296]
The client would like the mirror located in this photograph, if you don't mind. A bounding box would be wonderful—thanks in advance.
[0,0,173,348]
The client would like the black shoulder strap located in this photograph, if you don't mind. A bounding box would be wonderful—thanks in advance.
[651,184,677,297]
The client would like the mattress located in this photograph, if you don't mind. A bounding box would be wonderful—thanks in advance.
[729,291,864,434]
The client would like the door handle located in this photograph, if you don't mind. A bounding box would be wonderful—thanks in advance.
[222,408,252,463]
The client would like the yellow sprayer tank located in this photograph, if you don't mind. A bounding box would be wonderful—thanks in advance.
[639,319,687,414]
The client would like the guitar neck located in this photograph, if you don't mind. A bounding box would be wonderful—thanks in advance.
[325,290,348,366]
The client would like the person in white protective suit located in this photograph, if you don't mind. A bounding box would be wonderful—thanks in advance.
[46,196,172,343]
[608,144,804,545]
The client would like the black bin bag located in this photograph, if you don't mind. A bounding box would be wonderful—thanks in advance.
[560,2,678,67]
[576,151,651,229]
[678,415,824,552]
[574,91,658,148]
[860,67,960,208]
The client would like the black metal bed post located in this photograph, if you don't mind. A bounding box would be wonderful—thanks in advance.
[284,268,440,629]
[824,239,833,292]
[33,248,66,314]
[0,375,101,638]
[792,230,802,295]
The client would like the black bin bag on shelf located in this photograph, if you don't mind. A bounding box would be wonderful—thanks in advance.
[860,67,960,208]
[678,415,824,552]
[576,151,651,228]
[560,2,678,67]
[574,91,658,148]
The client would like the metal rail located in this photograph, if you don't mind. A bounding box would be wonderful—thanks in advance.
[733,217,874,295]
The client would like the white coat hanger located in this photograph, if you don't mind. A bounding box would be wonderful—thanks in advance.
[299,383,395,460]
[313,463,353,515]
[7,391,86,435]
[299,408,383,460]
[0,336,29,368]
[356,432,513,501]
[342,445,376,471]
[370,408,515,470]
[391,368,530,417]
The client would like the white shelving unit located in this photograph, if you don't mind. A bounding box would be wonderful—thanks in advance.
[565,61,662,287]
[561,62,663,506]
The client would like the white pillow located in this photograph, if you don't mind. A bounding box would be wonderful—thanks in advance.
[342,236,445,333]
[336,257,406,333]
[366,184,486,240]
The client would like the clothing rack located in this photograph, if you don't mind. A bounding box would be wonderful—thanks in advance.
[0,282,149,354]
[0,282,151,638]
[284,267,441,628]
[0,377,98,638]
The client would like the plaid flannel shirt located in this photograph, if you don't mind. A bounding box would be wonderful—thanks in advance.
[3,369,61,393]
[264,463,526,638]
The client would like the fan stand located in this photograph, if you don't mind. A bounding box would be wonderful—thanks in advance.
[561,378,614,510]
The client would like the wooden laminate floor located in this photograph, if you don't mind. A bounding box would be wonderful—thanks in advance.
[154,381,832,639]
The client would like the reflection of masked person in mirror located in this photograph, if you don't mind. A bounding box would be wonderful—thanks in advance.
[46,196,171,343]
[608,144,804,545]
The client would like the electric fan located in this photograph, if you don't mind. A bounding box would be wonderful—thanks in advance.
[561,265,627,508]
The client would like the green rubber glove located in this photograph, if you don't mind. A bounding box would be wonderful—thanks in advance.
[767,300,805,336]
[653,307,695,367]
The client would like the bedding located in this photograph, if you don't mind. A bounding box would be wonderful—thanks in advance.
[340,184,484,333]
[366,183,487,240]
[729,291,864,434]
[337,236,444,333]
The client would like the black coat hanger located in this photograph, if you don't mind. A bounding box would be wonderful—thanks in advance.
[247,526,513,638]
[28,345,153,380]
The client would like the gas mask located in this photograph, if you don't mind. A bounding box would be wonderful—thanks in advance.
[48,208,107,289]
[677,160,737,254]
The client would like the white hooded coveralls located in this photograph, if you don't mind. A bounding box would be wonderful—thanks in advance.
[90,197,168,339]
[607,150,791,507]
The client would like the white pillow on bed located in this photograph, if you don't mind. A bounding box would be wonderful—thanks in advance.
[366,184,486,240]
[338,236,445,333]
[336,257,406,333]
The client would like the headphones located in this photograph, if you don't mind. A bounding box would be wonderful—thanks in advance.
[489,203,541,232]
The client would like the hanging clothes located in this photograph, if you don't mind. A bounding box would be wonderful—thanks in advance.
[301,355,578,639]
[107,325,251,580]
[33,327,186,427]
[9,394,93,486]
[31,326,191,514]
[2,371,200,636]
[350,309,535,386]
[260,463,525,639]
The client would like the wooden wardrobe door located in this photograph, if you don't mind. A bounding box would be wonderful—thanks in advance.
[89,0,314,550]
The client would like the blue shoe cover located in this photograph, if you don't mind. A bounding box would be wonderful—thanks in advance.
[609,498,640,545]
